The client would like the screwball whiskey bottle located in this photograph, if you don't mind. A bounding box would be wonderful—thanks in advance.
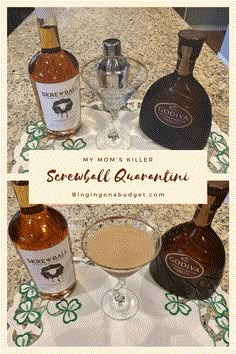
[29,8,81,138]
[139,30,212,150]
[150,181,228,300]
[8,181,76,300]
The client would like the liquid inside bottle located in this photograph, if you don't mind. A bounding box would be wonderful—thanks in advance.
[149,181,228,300]
[29,8,81,138]
[139,30,212,150]
[9,181,76,300]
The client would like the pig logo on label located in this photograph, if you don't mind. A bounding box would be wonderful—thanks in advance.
[41,263,64,282]
[52,98,73,118]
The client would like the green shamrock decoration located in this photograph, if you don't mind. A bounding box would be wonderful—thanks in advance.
[216,152,229,173]
[13,299,41,325]
[56,298,82,324]
[208,132,228,153]
[203,291,228,316]
[215,315,229,345]
[61,138,86,150]
[26,121,46,139]
[164,293,192,316]
[20,139,41,161]
[15,333,31,347]
[19,280,38,299]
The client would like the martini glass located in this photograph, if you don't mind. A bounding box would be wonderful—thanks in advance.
[81,56,147,150]
[81,216,161,320]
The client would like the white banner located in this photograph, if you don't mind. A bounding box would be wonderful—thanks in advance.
[29,150,208,204]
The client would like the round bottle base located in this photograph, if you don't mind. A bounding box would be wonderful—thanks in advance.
[96,128,131,150]
[149,259,220,301]
[39,281,77,301]
[45,124,82,140]
[101,287,139,320]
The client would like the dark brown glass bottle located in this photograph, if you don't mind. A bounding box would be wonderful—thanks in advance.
[150,181,228,300]
[29,8,81,138]
[8,181,76,300]
[139,30,212,150]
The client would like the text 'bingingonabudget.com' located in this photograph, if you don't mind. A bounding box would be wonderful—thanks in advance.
[72,192,165,199]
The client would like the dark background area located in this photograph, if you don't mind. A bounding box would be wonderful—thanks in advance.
[7,7,34,36]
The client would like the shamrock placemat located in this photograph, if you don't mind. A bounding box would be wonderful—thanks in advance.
[8,262,229,347]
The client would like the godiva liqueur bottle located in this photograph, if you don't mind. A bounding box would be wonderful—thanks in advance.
[149,181,228,300]
[29,7,81,138]
[8,181,76,300]
[139,30,212,150]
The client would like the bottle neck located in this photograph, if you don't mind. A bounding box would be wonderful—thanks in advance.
[37,16,61,53]
[192,205,216,227]
[175,46,196,76]
[12,182,44,215]
[193,182,229,227]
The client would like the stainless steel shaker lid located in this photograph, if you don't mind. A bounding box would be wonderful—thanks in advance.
[103,38,122,56]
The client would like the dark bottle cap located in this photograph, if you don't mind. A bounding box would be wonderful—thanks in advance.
[178,30,207,60]
[207,180,229,210]
[103,38,122,56]
[12,181,29,186]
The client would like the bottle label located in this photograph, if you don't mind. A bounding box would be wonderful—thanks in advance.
[154,103,193,128]
[35,75,81,131]
[18,237,75,294]
[165,253,204,279]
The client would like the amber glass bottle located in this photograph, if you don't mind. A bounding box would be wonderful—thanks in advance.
[149,181,228,300]
[139,30,212,150]
[29,8,81,138]
[8,181,76,300]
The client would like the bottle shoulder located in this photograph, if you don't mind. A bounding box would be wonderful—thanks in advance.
[161,221,225,260]
[147,72,211,103]
[8,206,68,250]
[29,49,79,83]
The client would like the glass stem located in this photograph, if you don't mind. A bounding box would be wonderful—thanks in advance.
[113,278,126,304]
[107,109,120,142]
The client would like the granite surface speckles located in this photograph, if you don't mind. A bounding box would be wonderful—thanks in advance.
[7,184,229,310]
[7,7,229,172]
[7,6,229,311]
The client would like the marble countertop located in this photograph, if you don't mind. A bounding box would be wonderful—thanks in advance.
[7,7,229,172]
[7,183,229,310]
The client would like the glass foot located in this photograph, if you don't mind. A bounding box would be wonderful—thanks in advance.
[101,287,139,320]
[96,128,131,150]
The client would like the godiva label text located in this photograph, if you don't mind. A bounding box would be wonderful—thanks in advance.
[155,103,193,128]
[165,253,204,279]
